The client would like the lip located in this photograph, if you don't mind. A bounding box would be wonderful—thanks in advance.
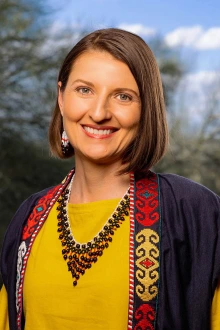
[81,124,118,139]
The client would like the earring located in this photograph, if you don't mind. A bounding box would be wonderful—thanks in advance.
[61,130,69,155]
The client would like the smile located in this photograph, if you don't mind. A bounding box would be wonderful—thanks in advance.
[83,126,116,136]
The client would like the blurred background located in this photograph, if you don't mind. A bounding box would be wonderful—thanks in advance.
[0,0,220,284]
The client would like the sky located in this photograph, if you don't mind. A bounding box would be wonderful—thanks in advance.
[47,0,220,118]
[47,0,220,71]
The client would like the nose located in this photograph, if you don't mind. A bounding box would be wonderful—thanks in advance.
[89,94,112,123]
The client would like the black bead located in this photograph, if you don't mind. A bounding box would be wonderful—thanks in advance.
[73,281,77,286]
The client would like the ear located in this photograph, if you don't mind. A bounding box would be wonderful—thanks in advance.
[58,81,64,116]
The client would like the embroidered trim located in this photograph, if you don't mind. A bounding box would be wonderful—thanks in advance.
[134,304,155,330]
[132,172,161,330]
[135,229,159,301]
[16,170,74,330]
[128,173,135,329]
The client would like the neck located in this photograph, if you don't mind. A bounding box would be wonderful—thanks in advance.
[69,158,130,204]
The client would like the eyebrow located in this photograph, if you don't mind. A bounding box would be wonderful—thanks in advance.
[71,79,140,98]
[71,79,95,88]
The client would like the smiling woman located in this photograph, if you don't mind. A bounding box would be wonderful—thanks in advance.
[57,50,141,168]
[0,28,220,330]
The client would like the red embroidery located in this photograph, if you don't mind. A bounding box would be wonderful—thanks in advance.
[22,185,62,240]
[134,304,155,330]
[140,257,155,269]
[135,174,159,226]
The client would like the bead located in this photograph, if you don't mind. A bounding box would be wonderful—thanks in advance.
[57,182,130,286]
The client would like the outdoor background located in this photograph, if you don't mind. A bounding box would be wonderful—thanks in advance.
[0,0,220,284]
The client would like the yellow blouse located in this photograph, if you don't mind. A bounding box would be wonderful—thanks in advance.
[0,199,220,329]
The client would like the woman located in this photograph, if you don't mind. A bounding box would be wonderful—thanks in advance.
[0,28,220,330]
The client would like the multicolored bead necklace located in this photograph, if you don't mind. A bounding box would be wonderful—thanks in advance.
[57,176,130,286]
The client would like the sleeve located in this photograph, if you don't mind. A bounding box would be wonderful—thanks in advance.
[0,285,10,330]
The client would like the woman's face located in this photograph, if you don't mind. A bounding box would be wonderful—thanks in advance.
[58,50,141,165]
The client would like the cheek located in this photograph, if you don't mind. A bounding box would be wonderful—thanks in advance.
[118,108,140,129]
[63,97,89,121]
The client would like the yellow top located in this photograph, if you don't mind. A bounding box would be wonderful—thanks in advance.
[0,198,220,329]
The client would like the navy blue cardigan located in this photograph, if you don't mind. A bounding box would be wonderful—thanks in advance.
[1,173,220,329]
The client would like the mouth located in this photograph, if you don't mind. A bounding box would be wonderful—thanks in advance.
[82,125,118,137]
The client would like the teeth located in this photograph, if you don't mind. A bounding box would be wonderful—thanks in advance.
[84,126,113,135]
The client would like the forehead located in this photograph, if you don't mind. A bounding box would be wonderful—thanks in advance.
[68,50,138,89]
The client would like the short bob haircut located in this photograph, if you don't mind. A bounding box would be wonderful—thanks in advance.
[49,28,168,176]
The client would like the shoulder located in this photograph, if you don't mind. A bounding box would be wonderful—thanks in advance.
[1,186,56,247]
[158,173,220,208]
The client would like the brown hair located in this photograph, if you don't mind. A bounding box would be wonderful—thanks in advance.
[49,28,168,176]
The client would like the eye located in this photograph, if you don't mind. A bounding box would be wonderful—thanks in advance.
[116,93,132,102]
[76,87,92,95]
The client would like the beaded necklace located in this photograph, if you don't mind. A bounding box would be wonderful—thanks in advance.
[57,176,130,286]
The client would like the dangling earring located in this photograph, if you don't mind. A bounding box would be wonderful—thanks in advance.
[61,130,69,155]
